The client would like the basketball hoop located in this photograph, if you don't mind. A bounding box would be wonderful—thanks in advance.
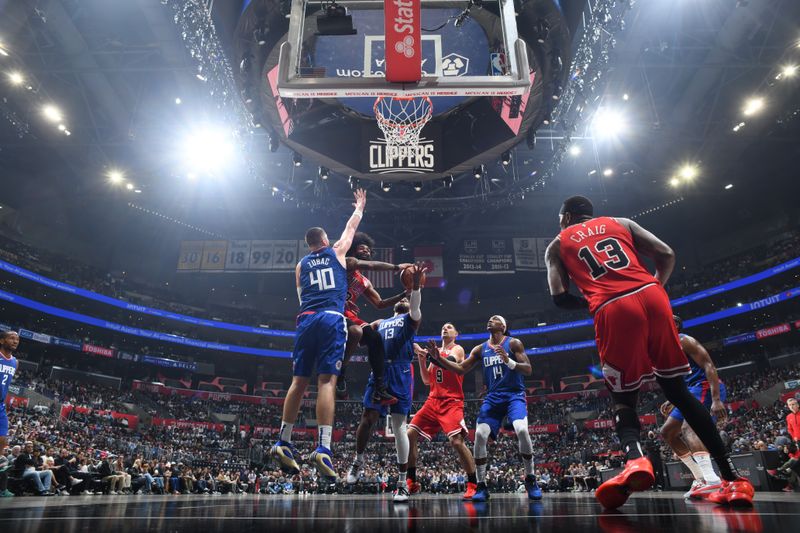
[373,95,433,147]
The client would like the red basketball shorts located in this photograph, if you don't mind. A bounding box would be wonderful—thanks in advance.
[593,283,690,393]
[344,309,368,327]
[409,397,468,441]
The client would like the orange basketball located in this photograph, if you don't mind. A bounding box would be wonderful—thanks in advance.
[401,267,426,290]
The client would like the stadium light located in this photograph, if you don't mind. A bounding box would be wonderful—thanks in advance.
[602,168,613,177]
[500,151,512,167]
[724,184,733,190]
[125,182,134,190]
[318,166,329,180]
[292,152,303,167]
[568,145,581,157]
[8,71,23,85]
[180,127,235,175]
[381,181,391,192]
[175,97,182,105]
[678,164,698,181]
[0,44,8,56]
[473,165,484,179]
[742,97,764,116]
[108,170,124,184]
[669,177,680,188]
[778,65,797,79]
[42,104,63,123]
[591,107,627,139]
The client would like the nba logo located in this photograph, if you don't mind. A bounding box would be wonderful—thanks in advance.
[464,240,478,253]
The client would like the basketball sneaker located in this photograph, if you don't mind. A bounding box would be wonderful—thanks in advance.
[406,478,421,494]
[595,456,655,510]
[346,461,362,485]
[310,445,337,479]
[270,440,300,474]
[706,478,754,506]
[689,480,724,500]
[393,484,410,503]
[372,384,398,406]
[462,482,477,500]
[471,482,490,502]
[683,479,705,499]
[525,474,543,501]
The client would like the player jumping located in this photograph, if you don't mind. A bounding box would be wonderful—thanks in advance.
[426,315,543,502]
[0,331,20,454]
[340,232,412,405]
[406,323,477,500]
[544,195,753,508]
[271,189,366,479]
[660,315,727,500]
[346,264,425,503]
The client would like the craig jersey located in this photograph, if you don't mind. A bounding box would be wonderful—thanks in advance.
[557,216,658,314]
[346,269,372,317]
[476,337,525,395]
[428,346,464,400]
[298,247,348,314]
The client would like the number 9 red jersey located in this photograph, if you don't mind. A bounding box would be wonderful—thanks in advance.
[428,347,464,400]
[557,217,658,314]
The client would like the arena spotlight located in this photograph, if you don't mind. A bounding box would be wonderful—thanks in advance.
[541,112,551,126]
[181,127,235,174]
[602,168,613,177]
[725,183,733,190]
[678,164,698,181]
[568,145,581,157]
[268,132,280,152]
[42,104,62,123]
[501,151,512,166]
[473,165,484,179]
[0,44,7,56]
[742,97,764,116]
[534,18,550,43]
[526,129,537,150]
[779,65,797,79]
[125,182,135,190]
[348,176,360,190]
[253,21,270,45]
[108,170,124,184]
[174,97,182,105]
[381,181,391,192]
[292,152,303,167]
[318,166,329,180]
[413,181,423,192]
[443,176,454,188]
[591,107,627,139]
[669,177,680,188]
[8,71,24,85]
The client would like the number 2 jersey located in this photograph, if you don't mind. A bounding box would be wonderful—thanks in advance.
[298,247,348,314]
[557,216,657,314]
[0,354,18,408]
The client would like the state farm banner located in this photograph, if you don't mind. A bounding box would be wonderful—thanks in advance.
[755,323,791,339]
[513,238,552,271]
[414,246,444,288]
[82,343,115,358]
[384,0,421,83]
[458,239,515,274]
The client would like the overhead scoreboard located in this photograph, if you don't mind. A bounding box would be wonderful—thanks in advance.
[177,240,304,273]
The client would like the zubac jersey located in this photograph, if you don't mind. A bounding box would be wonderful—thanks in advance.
[476,337,525,394]
[680,334,709,388]
[298,247,348,313]
[377,313,415,364]
[428,346,464,400]
[558,216,657,314]
[0,354,17,405]
[346,269,371,316]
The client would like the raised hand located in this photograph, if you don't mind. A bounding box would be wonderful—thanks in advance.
[493,344,510,364]
[353,189,366,211]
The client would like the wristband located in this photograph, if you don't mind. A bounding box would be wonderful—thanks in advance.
[506,358,517,370]
[353,210,363,218]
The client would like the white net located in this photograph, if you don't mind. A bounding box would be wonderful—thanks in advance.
[373,96,433,147]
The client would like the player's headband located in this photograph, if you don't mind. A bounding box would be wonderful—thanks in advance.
[493,315,507,329]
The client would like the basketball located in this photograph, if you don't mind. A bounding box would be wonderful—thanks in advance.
[401,267,426,290]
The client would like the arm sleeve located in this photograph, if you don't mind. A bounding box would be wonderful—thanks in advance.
[409,289,421,321]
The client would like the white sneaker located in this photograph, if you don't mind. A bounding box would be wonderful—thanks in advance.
[683,479,704,499]
[346,462,362,485]
[393,485,409,503]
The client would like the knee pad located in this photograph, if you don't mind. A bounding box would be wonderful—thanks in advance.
[512,418,533,455]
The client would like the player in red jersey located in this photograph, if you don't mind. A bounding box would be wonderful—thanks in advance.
[340,232,412,405]
[405,323,477,500]
[544,195,753,509]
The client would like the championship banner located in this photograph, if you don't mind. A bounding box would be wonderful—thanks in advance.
[513,238,551,271]
[200,241,228,271]
[177,241,204,271]
[414,246,444,288]
[384,0,421,83]
[364,247,395,289]
[458,239,515,274]
[177,240,305,273]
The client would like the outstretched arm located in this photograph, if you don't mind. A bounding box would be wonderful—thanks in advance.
[545,238,588,310]
[414,343,431,386]
[333,189,367,267]
[360,283,410,310]
[616,217,676,286]
[346,257,412,273]
[681,335,726,422]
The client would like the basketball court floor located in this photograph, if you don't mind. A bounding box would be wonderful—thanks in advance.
[0,492,795,532]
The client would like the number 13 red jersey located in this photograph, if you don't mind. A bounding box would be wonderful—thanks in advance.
[558,217,658,314]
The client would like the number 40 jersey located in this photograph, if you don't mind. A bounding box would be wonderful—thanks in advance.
[298,247,348,313]
[557,216,658,314]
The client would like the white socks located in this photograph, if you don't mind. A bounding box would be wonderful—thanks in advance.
[693,452,721,484]
[318,425,332,449]
[678,452,704,481]
[279,421,293,443]
[476,463,487,483]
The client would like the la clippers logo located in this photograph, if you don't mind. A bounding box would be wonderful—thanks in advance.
[393,0,416,57]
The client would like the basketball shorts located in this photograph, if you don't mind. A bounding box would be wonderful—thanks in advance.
[0,407,8,437]
[292,311,347,377]
[669,382,727,423]
[594,283,690,393]
[409,397,468,441]
[476,391,528,439]
[363,362,413,416]
[344,309,368,327]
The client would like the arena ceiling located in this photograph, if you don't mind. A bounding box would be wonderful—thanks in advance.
[0,0,798,245]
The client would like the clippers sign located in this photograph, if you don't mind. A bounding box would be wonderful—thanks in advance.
[363,121,442,174]
[385,0,421,82]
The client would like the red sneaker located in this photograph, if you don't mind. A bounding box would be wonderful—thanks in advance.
[706,478,754,507]
[595,457,655,510]
[689,481,723,500]
[462,482,477,500]
[406,478,421,494]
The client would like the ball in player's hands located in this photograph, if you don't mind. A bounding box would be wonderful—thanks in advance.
[401,266,426,290]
